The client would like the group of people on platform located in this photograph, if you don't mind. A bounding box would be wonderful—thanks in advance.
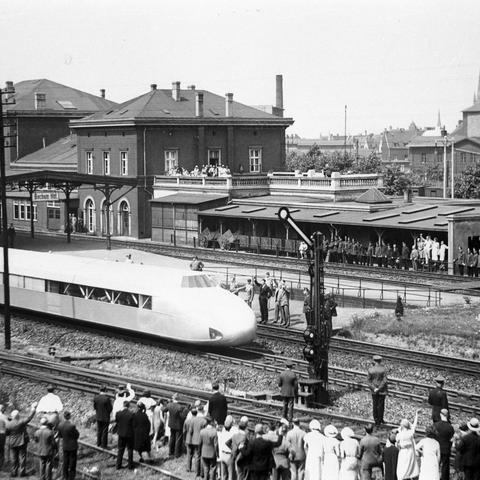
[253,273,292,327]
[454,245,480,277]
[305,234,449,273]
[167,164,232,178]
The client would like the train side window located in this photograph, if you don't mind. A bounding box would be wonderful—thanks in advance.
[46,280,62,293]
[24,276,44,292]
[63,284,85,298]
[140,295,152,310]
[10,275,25,288]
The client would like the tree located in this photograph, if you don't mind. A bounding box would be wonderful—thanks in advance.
[454,165,480,198]
[382,167,412,195]
[351,152,381,174]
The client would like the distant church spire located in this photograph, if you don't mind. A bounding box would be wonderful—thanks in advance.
[437,110,442,128]
[477,69,480,103]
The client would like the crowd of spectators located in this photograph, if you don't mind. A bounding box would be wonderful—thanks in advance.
[1,378,479,479]
[304,233,450,273]
[167,164,232,177]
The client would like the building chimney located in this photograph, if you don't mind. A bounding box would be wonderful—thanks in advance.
[150,84,157,91]
[225,93,233,117]
[275,74,284,117]
[5,81,14,93]
[172,81,181,101]
[35,92,46,110]
[100,89,105,98]
[195,92,204,117]
[188,85,196,90]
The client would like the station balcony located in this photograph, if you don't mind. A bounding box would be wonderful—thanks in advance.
[153,172,384,200]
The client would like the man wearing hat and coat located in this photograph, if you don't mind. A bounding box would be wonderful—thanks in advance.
[367,355,388,426]
[278,361,298,422]
[457,417,480,480]
[207,383,228,426]
[428,376,449,423]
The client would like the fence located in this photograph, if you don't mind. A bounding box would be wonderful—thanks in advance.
[205,266,444,309]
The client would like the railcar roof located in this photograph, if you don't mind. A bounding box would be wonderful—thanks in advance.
[1,249,203,295]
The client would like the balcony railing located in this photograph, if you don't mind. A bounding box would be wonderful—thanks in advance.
[153,172,384,195]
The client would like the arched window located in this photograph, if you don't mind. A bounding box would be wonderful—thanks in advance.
[85,198,95,233]
[118,200,131,236]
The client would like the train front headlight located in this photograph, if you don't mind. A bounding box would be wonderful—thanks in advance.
[209,328,223,340]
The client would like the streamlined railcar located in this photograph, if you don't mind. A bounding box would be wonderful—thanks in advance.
[0,249,256,346]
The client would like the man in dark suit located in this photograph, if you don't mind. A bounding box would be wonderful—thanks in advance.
[115,400,134,470]
[428,376,449,423]
[57,411,80,480]
[163,393,187,458]
[457,417,480,480]
[34,417,57,480]
[208,383,228,426]
[359,424,383,480]
[6,402,37,477]
[93,385,112,448]
[254,278,272,324]
[278,361,297,422]
[242,423,283,480]
[367,355,388,425]
[199,416,218,480]
[434,409,454,480]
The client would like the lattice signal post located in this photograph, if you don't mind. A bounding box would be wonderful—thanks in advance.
[0,82,16,350]
[277,207,330,404]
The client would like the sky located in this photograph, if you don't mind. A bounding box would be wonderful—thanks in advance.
[2,0,480,137]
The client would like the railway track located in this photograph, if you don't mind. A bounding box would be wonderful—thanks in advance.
[0,350,430,438]
[258,324,480,377]
[9,310,480,419]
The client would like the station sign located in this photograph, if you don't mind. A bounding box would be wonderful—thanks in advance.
[33,191,59,202]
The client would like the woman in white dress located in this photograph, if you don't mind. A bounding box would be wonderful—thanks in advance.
[322,424,340,480]
[304,419,324,480]
[339,427,360,480]
[396,410,420,480]
[416,425,441,480]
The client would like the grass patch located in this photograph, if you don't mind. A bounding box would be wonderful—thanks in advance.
[350,304,480,340]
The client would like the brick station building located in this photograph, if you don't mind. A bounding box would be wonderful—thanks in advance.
[70,79,293,238]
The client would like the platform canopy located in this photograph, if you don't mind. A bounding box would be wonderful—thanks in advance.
[5,169,140,188]
[4,169,143,247]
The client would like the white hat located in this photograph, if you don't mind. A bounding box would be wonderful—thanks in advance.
[309,419,321,431]
[324,424,338,438]
[341,427,355,439]
[10,410,19,419]
[467,417,480,432]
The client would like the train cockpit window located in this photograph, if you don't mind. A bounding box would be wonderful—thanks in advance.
[181,274,218,288]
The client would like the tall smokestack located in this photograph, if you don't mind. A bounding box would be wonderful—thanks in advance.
[275,74,284,117]
[195,92,204,117]
[225,93,233,117]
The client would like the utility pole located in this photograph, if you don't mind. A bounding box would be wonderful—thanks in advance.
[451,140,455,199]
[277,207,331,405]
[344,105,347,160]
[0,82,15,350]
[443,132,448,198]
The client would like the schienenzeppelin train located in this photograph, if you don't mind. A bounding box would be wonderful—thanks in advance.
[0,249,256,346]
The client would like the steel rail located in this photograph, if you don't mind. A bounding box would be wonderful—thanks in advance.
[258,324,480,377]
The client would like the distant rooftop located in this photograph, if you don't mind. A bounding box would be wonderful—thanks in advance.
[4,79,117,114]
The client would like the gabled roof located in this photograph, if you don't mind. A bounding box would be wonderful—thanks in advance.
[355,187,392,204]
[383,128,421,148]
[5,79,117,114]
[72,88,293,126]
[10,135,77,171]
